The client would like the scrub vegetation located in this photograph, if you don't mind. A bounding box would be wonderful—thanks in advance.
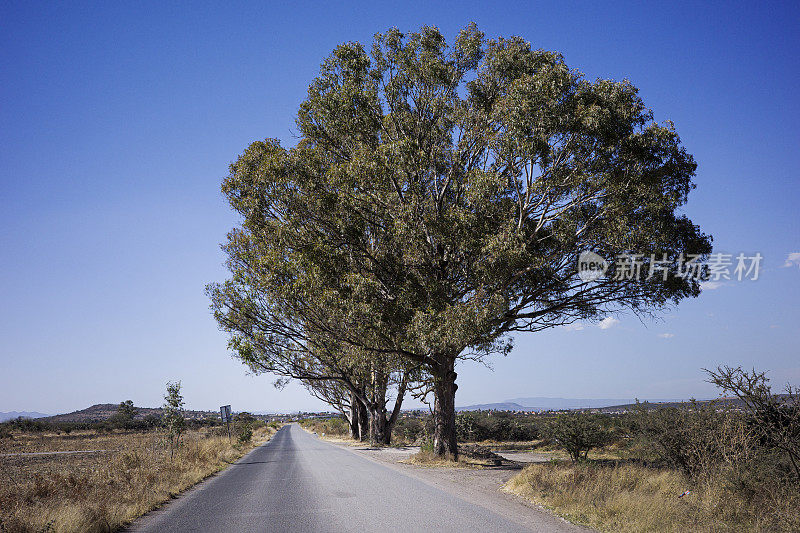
[0,424,276,533]
[505,368,800,532]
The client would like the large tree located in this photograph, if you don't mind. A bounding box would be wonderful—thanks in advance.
[210,24,711,458]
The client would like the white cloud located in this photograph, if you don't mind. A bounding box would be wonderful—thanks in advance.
[783,252,800,268]
[562,322,585,331]
[700,281,723,290]
[598,317,620,330]
[658,333,675,339]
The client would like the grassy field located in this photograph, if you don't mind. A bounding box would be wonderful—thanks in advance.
[505,460,800,533]
[0,425,276,532]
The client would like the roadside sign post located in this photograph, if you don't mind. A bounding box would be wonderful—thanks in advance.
[220,405,232,442]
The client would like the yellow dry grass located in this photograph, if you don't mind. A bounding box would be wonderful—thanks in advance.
[504,461,800,532]
[403,448,495,468]
[0,426,275,533]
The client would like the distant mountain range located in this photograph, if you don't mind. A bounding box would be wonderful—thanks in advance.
[0,411,50,422]
[457,397,686,412]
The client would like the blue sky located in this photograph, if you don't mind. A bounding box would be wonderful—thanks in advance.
[1,2,798,414]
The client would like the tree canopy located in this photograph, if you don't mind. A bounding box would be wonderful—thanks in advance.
[209,24,711,457]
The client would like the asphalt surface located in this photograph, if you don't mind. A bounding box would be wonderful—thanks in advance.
[127,424,575,532]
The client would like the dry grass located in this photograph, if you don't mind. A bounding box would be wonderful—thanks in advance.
[504,461,800,532]
[403,448,496,468]
[475,440,541,451]
[0,426,275,532]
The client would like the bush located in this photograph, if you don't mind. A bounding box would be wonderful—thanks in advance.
[394,417,425,443]
[456,412,489,441]
[453,411,539,442]
[237,427,253,443]
[301,417,349,437]
[632,402,730,478]
[706,366,800,481]
[547,412,614,462]
[420,437,434,453]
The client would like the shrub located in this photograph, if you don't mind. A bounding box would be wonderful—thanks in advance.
[235,412,256,443]
[456,412,488,441]
[237,427,253,443]
[420,437,434,453]
[547,412,614,462]
[301,417,349,437]
[391,416,425,443]
[630,402,724,478]
[706,366,800,481]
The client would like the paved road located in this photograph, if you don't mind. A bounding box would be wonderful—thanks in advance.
[128,424,576,532]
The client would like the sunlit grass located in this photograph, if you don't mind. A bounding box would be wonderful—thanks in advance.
[0,426,275,532]
[504,461,800,532]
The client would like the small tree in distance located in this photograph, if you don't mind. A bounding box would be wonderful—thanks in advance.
[117,400,137,422]
[162,381,186,458]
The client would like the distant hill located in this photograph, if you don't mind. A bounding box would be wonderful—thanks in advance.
[596,397,748,413]
[458,397,686,412]
[0,411,50,422]
[457,402,528,412]
[42,404,220,423]
[507,397,684,410]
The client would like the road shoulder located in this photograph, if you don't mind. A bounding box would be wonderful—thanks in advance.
[315,434,590,532]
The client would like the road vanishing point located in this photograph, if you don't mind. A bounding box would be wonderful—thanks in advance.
[127,424,583,532]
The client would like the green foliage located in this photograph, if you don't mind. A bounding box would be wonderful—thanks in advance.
[394,411,541,444]
[625,366,800,518]
[630,402,725,477]
[162,381,186,457]
[117,400,137,421]
[456,412,487,442]
[301,417,350,437]
[209,24,711,457]
[394,417,425,443]
[108,400,138,429]
[234,412,256,443]
[420,438,434,453]
[4,417,50,432]
[0,410,209,436]
[141,414,162,429]
[547,412,614,462]
[237,427,253,444]
[210,23,710,365]
[630,399,799,518]
[455,411,539,442]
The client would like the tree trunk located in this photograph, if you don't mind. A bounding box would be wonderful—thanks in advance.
[357,397,369,441]
[348,392,360,439]
[432,360,458,459]
[370,408,388,445]
[384,372,408,445]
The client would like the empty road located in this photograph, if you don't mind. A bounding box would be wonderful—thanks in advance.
[128,424,580,532]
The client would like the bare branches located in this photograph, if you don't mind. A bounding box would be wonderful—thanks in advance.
[705,366,800,480]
